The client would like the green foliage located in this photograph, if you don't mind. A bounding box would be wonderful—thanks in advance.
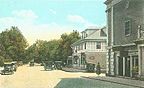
[132,66,138,72]
[26,30,80,64]
[60,30,80,62]
[0,27,79,64]
[0,56,4,66]
[0,26,28,63]
[4,59,13,62]
[132,66,138,78]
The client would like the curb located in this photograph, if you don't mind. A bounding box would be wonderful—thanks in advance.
[62,68,86,72]
[82,76,144,88]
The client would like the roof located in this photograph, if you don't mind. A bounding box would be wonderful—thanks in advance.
[71,27,107,46]
[12,61,17,63]
[4,62,12,65]
[81,29,98,33]
[104,0,113,5]
[85,29,107,40]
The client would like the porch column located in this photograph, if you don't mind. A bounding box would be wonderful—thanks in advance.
[123,57,125,76]
[80,53,82,68]
[138,45,144,77]
[130,55,133,77]
[79,56,81,67]
[138,46,142,76]
[72,56,74,67]
[140,46,144,77]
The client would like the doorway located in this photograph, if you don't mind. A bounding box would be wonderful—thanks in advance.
[118,57,123,76]
[125,57,130,77]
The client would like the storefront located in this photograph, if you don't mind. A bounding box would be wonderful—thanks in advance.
[113,46,139,77]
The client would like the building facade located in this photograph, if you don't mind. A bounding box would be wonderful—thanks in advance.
[105,0,144,78]
[71,27,107,71]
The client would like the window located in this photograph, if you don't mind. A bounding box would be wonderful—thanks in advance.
[75,47,77,53]
[81,44,83,50]
[86,34,88,37]
[84,43,86,49]
[96,42,101,49]
[78,45,80,50]
[125,20,131,36]
[125,1,129,9]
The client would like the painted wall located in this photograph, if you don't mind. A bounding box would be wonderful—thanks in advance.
[113,0,144,45]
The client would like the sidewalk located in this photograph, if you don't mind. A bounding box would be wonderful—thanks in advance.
[82,76,144,88]
[62,67,86,72]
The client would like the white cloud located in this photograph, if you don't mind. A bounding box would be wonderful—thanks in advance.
[48,9,57,15]
[0,10,73,45]
[12,10,38,19]
[67,14,97,28]
[67,15,86,23]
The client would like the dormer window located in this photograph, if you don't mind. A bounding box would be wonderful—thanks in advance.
[86,34,88,37]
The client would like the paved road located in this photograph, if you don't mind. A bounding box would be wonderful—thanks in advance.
[0,65,98,88]
[0,65,137,88]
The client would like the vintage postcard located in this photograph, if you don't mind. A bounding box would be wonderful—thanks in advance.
[0,0,144,88]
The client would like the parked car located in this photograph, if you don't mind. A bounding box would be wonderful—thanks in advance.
[17,61,23,66]
[86,63,95,72]
[1,62,14,75]
[12,61,17,71]
[44,61,53,71]
[29,61,34,66]
[54,61,62,70]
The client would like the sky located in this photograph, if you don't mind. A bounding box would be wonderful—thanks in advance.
[0,0,106,45]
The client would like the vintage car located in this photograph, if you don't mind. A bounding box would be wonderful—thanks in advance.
[29,61,34,66]
[12,61,17,71]
[1,62,14,75]
[17,61,23,66]
[54,61,62,70]
[44,61,53,71]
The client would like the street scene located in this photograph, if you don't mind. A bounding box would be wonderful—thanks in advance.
[0,64,139,88]
[0,0,144,88]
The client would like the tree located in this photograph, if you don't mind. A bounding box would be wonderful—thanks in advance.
[59,30,80,63]
[25,30,80,64]
[0,26,28,63]
[0,56,4,66]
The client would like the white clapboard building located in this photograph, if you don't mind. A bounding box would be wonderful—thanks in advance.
[70,27,107,71]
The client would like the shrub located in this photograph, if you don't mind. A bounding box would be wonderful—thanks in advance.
[0,56,4,66]
[132,66,138,78]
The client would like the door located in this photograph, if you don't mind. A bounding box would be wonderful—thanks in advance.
[118,57,123,76]
[125,57,130,77]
